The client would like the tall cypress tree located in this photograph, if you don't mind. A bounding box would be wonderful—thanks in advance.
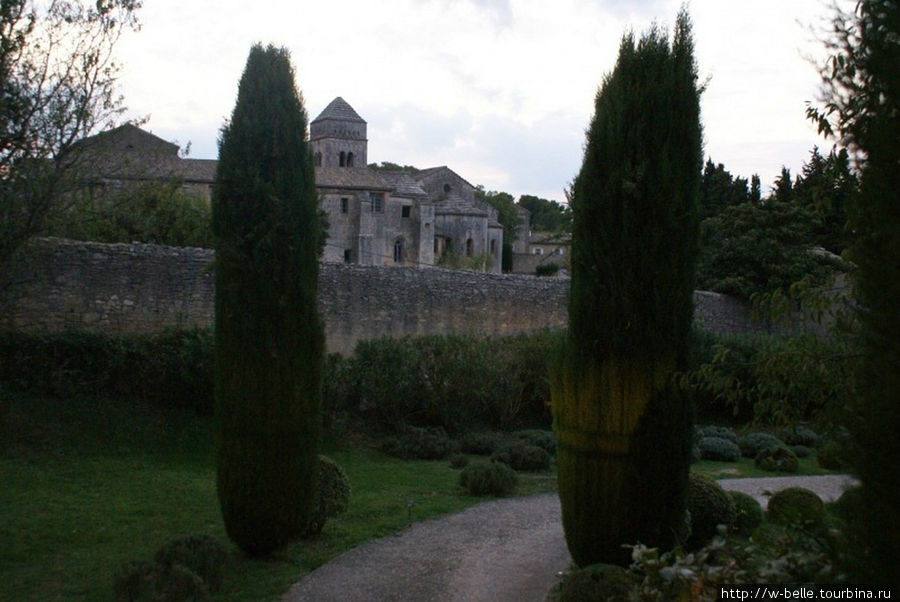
[551,9,702,567]
[212,44,324,557]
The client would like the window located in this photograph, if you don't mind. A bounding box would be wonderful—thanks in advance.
[555,248,565,256]
[346,152,354,167]
[490,239,497,256]
[339,151,346,167]
[314,152,322,167]
[533,248,543,255]
[340,197,348,214]
[401,205,411,218]
[344,249,352,263]
[443,184,451,194]
[393,239,404,263]
[466,238,474,257]
[370,193,383,213]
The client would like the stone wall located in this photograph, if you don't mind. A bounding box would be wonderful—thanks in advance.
[0,238,766,355]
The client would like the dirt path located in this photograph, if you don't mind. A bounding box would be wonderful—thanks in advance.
[282,475,857,602]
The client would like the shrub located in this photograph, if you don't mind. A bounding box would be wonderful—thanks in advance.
[828,486,863,521]
[767,487,826,530]
[113,560,208,602]
[535,262,560,277]
[738,432,784,458]
[491,442,551,472]
[459,460,518,496]
[791,445,811,458]
[687,473,736,546]
[513,429,556,455]
[779,425,820,447]
[698,436,741,462]
[449,454,469,469]
[382,426,453,460]
[816,439,848,470]
[153,534,227,593]
[556,563,633,601]
[695,424,738,443]
[303,456,351,537]
[459,431,506,456]
[728,491,764,536]
[755,444,799,473]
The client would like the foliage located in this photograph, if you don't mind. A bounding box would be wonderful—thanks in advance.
[113,560,209,602]
[728,491,764,536]
[490,442,551,472]
[212,44,324,557]
[755,444,799,473]
[686,473,735,547]
[48,180,213,248]
[767,487,826,530]
[518,194,572,233]
[303,455,351,537]
[0,0,141,265]
[695,424,737,443]
[381,426,453,460]
[699,159,755,220]
[553,8,701,566]
[816,439,849,470]
[458,460,518,496]
[809,0,900,584]
[153,534,227,594]
[697,436,741,462]
[459,431,506,456]
[738,432,784,459]
[778,425,820,447]
[554,563,633,602]
[448,454,469,469]
[436,249,494,272]
[534,261,560,277]
[0,328,214,413]
[474,187,521,272]
[513,429,556,455]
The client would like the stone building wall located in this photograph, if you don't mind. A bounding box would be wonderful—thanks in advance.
[0,238,769,355]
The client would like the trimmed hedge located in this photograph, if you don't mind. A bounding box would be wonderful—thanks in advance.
[459,461,518,496]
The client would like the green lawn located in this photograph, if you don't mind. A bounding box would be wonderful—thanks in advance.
[0,394,557,601]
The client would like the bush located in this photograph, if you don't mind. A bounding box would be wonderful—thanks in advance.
[513,429,556,455]
[459,460,518,496]
[535,262,560,277]
[739,432,785,458]
[767,487,826,529]
[695,424,738,443]
[382,426,453,460]
[791,445,811,458]
[755,444,799,473]
[728,491,764,536]
[459,431,506,456]
[153,534,227,593]
[449,454,469,469]
[779,425,820,447]
[816,439,848,470]
[687,473,736,546]
[303,456,351,537]
[555,563,633,601]
[697,436,741,462]
[491,442,551,472]
[113,560,208,602]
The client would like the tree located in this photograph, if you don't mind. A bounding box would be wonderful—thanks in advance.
[474,186,520,271]
[551,8,701,567]
[698,159,751,219]
[810,0,900,584]
[518,194,572,232]
[0,0,140,265]
[792,146,857,254]
[213,44,324,557]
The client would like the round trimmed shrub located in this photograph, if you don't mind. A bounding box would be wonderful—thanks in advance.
[687,473,735,546]
[816,440,848,470]
[557,563,633,601]
[755,444,799,473]
[696,425,738,444]
[382,426,453,460]
[791,444,811,458]
[514,429,556,455]
[698,436,741,462]
[739,432,785,458]
[113,560,208,602]
[153,534,227,593]
[303,455,351,537]
[490,442,551,472]
[459,460,518,496]
[829,486,862,521]
[728,491,764,536]
[767,487,826,529]
[779,425,820,447]
[449,454,469,469]
[459,431,505,456]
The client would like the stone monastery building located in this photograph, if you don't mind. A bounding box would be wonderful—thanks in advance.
[84,97,504,274]
[310,97,503,273]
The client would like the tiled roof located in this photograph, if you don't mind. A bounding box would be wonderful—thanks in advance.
[435,192,488,217]
[378,171,428,198]
[311,97,366,125]
[315,167,390,190]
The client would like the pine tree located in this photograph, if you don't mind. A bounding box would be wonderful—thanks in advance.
[212,44,324,557]
[551,9,702,567]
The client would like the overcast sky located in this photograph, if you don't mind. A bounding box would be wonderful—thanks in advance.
[116,0,850,204]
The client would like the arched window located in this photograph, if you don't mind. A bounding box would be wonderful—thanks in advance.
[347,152,354,167]
[314,152,322,167]
[339,151,346,167]
[393,239,404,263]
[466,238,474,257]
[490,239,497,256]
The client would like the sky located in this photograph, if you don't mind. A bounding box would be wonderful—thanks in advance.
[116,0,851,204]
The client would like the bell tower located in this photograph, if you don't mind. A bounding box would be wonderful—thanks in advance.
[310,97,367,168]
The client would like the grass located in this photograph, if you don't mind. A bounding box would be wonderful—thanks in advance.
[693,455,836,480]
[0,393,557,602]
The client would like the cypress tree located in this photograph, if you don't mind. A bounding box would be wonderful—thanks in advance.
[551,9,702,567]
[212,44,324,557]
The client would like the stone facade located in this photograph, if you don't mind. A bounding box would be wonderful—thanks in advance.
[1,238,779,356]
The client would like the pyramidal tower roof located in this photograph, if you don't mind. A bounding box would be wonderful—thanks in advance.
[312,97,365,125]
[310,97,367,141]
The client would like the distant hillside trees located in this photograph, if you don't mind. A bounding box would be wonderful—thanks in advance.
[552,9,701,567]
[213,44,324,557]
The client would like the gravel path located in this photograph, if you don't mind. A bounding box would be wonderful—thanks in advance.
[282,475,857,602]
